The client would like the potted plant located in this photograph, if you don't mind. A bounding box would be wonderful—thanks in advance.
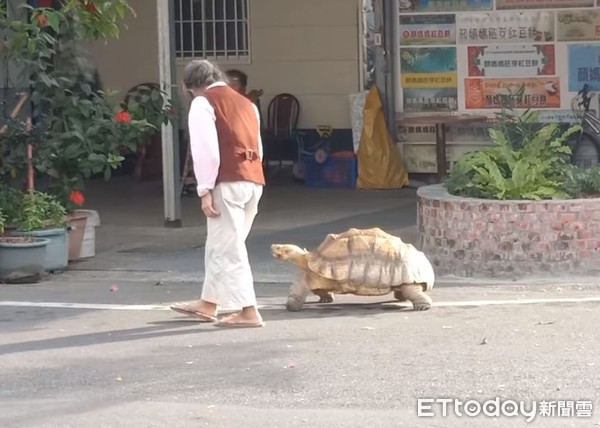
[10,190,69,272]
[0,206,50,280]
[64,189,89,261]
[68,189,100,260]
[1,1,172,262]
[0,1,158,213]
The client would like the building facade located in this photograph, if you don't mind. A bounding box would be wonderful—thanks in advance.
[87,0,366,137]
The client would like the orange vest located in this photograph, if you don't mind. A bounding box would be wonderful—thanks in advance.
[203,85,265,186]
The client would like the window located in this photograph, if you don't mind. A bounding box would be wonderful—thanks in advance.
[174,0,250,62]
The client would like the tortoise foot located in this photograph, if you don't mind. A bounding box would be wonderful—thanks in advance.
[413,301,432,311]
[401,284,432,311]
[286,297,305,312]
[315,291,335,304]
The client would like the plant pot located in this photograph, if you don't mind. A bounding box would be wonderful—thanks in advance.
[67,213,88,262]
[75,209,99,259]
[11,228,68,272]
[0,237,50,278]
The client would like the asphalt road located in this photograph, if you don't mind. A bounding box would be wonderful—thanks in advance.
[1,280,599,428]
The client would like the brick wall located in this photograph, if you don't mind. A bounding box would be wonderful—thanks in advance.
[417,184,600,278]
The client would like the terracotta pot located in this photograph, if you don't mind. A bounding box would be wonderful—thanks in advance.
[75,209,100,259]
[67,212,88,261]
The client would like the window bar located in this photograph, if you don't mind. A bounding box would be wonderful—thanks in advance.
[241,0,247,57]
[234,0,239,61]
[212,0,216,59]
[201,0,207,58]
[223,0,228,61]
[178,0,184,56]
[189,0,194,58]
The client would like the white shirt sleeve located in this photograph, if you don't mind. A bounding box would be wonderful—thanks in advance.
[188,96,220,197]
[252,103,263,161]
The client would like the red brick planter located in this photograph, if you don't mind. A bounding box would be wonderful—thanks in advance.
[417,184,600,278]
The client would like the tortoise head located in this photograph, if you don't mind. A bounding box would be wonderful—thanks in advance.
[271,244,308,266]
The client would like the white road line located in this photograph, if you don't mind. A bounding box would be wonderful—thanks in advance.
[0,301,171,311]
[431,296,600,307]
[0,296,599,311]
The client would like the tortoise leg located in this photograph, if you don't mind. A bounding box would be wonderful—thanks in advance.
[314,290,335,303]
[393,290,408,302]
[286,272,311,312]
[399,284,432,311]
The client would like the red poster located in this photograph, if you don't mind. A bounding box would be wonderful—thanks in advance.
[465,77,561,109]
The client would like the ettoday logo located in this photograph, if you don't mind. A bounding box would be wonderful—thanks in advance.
[417,398,593,423]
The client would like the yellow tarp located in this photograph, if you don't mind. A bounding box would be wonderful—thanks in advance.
[357,86,409,189]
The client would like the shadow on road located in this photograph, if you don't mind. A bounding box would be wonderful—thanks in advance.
[0,322,208,356]
[0,300,421,356]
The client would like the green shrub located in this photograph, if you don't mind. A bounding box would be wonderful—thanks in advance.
[564,165,600,198]
[17,191,67,232]
[0,185,22,226]
[446,110,581,200]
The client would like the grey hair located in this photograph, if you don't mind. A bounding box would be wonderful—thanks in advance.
[183,59,226,89]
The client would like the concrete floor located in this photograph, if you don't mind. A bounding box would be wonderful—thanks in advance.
[66,174,421,283]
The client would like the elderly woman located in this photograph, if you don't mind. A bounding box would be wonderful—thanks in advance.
[170,59,265,328]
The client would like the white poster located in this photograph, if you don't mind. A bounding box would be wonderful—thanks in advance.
[457,11,555,45]
[467,45,556,77]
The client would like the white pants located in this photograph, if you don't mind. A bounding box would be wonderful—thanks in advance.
[201,181,263,309]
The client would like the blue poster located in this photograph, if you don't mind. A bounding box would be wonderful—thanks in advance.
[568,44,600,92]
[398,0,492,13]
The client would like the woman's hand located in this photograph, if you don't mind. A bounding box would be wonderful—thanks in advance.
[201,192,220,218]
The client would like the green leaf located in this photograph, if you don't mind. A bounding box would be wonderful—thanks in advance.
[80,82,92,95]
[27,38,36,53]
[46,11,61,33]
[510,158,530,189]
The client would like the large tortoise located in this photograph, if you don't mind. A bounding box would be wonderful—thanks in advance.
[271,227,435,312]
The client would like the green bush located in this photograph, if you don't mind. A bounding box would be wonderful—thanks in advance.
[0,184,22,226]
[0,186,66,231]
[17,191,67,231]
[0,1,172,206]
[564,165,600,198]
[446,109,581,200]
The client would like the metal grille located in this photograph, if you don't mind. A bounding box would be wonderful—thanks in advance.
[174,0,250,61]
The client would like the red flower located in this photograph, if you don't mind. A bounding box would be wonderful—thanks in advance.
[85,2,97,13]
[115,111,132,123]
[69,190,85,206]
[79,0,97,13]
[36,14,48,26]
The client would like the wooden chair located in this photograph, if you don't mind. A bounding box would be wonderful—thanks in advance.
[262,93,301,174]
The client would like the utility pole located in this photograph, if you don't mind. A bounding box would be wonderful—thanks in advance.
[157,0,182,227]
[373,0,397,137]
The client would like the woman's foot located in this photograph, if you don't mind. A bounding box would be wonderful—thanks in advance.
[215,306,264,328]
[170,299,218,322]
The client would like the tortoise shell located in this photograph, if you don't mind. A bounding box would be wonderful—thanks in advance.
[306,227,434,289]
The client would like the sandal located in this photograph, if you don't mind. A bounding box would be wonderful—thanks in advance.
[215,313,265,328]
[169,302,217,322]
